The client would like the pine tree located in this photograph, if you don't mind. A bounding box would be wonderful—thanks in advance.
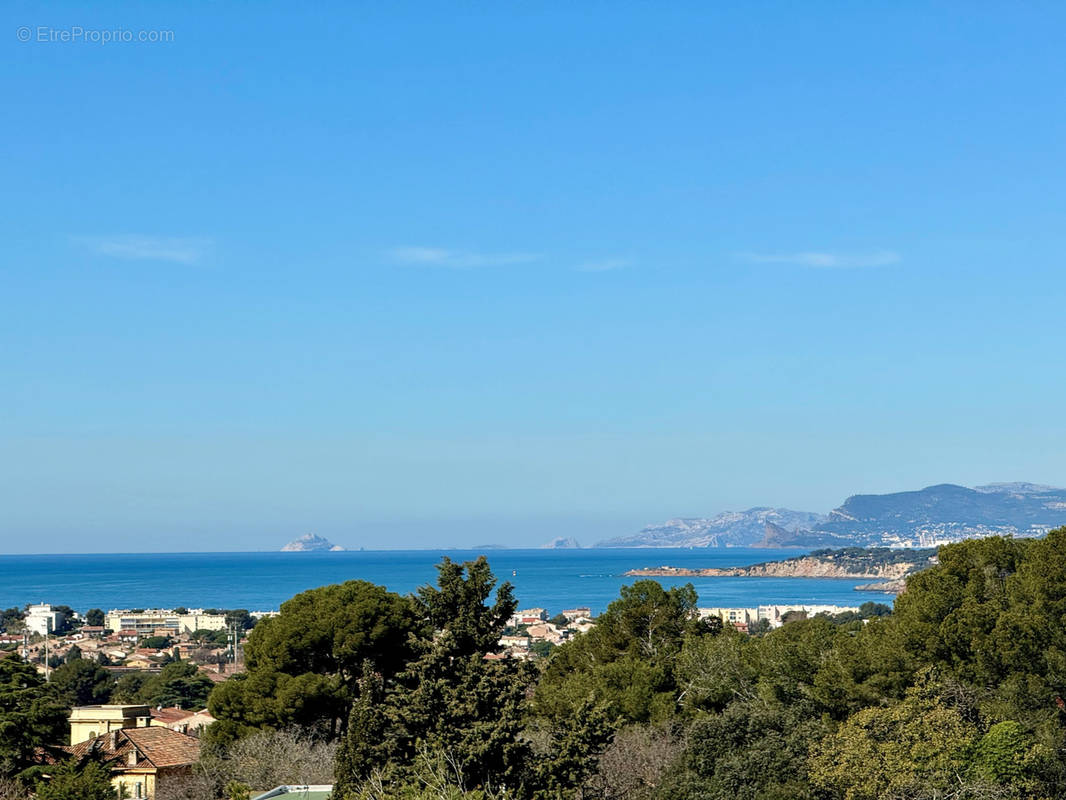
[336,557,533,795]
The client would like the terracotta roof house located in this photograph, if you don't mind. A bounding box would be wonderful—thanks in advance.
[68,726,200,799]
[151,706,216,736]
[150,706,193,726]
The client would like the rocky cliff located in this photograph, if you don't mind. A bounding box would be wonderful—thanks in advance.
[624,547,936,585]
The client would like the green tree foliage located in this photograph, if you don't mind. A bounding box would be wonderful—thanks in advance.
[415,556,517,655]
[527,582,713,798]
[51,606,80,635]
[806,679,1061,800]
[245,581,418,685]
[208,669,338,743]
[880,530,1066,742]
[663,702,828,800]
[656,619,841,800]
[192,628,229,646]
[0,608,24,634]
[136,661,213,708]
[335,557,529,797]
[0,656,67,778]
[374,650,533,790]
[224,609,254,631]
[810,683,976,800]
[529,697,616,798]
[34,759,114,800]
[529,640,554,659]
[48,659,115,706]
[858,600,892,618]
[208,579,420,743]
[141,635,172,650]
[111,672,150,704]
[84,609,105,628]
[534,581,703,726]
[109,662,213,709]
[972,719,1057,788]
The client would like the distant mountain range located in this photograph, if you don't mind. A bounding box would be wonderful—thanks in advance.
[597,509,826,548]
[597,482,1066,549]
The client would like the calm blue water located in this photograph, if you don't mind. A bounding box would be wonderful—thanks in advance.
[0,549,892,615]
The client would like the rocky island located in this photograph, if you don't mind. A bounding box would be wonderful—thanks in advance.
[542,537,581,549]
[281,533,345,552]
[624,547,937,593]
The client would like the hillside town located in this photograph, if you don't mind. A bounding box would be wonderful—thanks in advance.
[0,595,870,798]
[3,599,864,671]
[3,604,269,680]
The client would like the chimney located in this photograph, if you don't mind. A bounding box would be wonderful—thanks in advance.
[110,730,120,751]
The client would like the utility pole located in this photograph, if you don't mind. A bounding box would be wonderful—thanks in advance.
[228,623,241,669]
[44,618,51,681]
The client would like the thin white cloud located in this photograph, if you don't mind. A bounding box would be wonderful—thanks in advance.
[77,235,211,265]
[387,246,539,269]
[576,257,633,273]
[737,250,901,268]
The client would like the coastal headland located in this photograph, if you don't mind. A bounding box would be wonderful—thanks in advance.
[624,547,937,593]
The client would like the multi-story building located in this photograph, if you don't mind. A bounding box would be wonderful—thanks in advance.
[699,607,760,628]
[105,609,227,636]
[69,705,153,745]
[561,607,592,622]
[757,604,859,627]
[62,712,201,797]
[508,608,548,627]
[699,604,860,630]
[26,603,65,636]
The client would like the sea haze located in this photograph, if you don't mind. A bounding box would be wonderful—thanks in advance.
[0,548,893,614]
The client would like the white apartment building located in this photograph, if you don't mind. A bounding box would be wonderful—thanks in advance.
[105,609,227,636]
[26,603,65,636]
[699,604,860,630]
[508,608,548,626]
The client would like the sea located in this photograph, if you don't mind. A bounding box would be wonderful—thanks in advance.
[0,548,893,615]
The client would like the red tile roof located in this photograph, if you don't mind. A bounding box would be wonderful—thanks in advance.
[68,727,200,770]
[151,707,195,725]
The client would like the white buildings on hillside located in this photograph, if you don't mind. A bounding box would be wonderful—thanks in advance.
[508,608,548,626]
[699,604,860,631]
[105,609,227,636]
[26,603,65,636]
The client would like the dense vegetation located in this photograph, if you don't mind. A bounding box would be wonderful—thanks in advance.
[806,546,937,567]
[7,531,1066,798]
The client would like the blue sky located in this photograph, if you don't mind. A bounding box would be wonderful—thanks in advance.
[3,2,1066,552]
